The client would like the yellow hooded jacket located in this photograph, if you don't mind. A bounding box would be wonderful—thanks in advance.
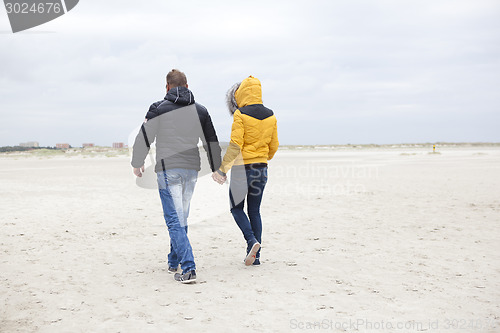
[219,76,279,174]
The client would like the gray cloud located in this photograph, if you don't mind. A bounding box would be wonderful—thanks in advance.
[1,0,499,146]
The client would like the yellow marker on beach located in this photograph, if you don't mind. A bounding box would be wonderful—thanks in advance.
[433,144,436,152]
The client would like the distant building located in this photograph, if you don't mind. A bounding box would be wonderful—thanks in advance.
[82,143,94,148]
[113,142,124,148]
[56,143,70,149]
[19,141,39,148]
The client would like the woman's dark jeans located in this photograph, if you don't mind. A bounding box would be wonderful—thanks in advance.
[229,165,268,258]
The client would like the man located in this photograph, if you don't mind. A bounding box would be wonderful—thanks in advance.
[132,69,221,283]
[212,76,279,266]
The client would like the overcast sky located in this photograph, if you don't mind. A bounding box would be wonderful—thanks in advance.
[1,0,499,146]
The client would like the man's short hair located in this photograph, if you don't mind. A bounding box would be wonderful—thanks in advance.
[166,69,187,88]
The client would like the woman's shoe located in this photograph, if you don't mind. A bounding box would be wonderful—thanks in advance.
[244,242,260,266]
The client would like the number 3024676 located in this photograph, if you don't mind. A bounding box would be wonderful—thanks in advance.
[5,2,62,14]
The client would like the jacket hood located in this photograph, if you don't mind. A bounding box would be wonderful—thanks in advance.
[234,76,262,108]
[165,86,195,105]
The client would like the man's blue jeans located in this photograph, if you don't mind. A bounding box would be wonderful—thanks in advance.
[157,168,197,274]
[229,165,268,259]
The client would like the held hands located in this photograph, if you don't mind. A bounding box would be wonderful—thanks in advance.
[133,165,145,177]
[134,165,226,184]
[212,171,227,185]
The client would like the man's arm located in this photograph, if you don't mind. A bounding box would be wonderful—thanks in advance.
[131,106,159,175]
[199,109,222,172]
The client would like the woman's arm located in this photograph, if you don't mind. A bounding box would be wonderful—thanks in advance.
[219,110,245,175]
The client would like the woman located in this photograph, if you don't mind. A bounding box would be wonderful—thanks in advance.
[212,76,279,266]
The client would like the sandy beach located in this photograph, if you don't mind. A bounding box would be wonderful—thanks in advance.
[1,145,499,332]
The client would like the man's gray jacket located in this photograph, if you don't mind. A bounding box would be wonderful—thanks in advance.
[131,86,222,173]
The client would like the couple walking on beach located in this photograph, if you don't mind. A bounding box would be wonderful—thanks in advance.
[131,69,279,284]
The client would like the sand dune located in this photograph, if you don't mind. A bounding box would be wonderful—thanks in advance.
[1,146,499,332]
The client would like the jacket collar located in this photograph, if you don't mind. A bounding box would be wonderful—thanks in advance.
[165,86,195,105]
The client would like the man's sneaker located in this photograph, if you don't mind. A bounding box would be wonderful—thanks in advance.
[244,242,260,266]
[252,258,261,266]
[167,266,178,274]
[174,270,196,284]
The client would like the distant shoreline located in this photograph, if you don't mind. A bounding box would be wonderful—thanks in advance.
[275,142,500,149]
[0,142,499,159]
[1,142,499,150]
